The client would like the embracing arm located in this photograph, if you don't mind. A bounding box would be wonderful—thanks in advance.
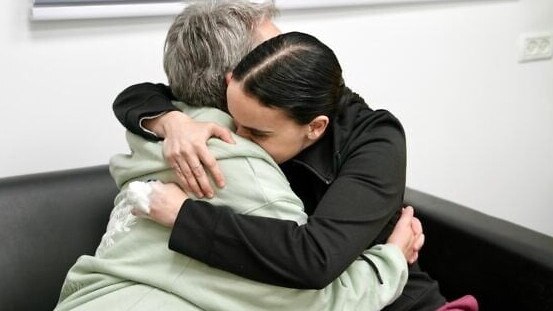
[148,161,419,310]
[112,82,178,141]
[168,113,407,289]
[112,83,234,197]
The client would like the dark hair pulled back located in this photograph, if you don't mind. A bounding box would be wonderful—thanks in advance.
[232,31,344,124]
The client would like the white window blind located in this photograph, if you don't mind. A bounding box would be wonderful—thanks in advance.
[31,1,188,21]
[31,0,457,21]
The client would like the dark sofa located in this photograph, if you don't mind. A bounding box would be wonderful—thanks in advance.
[1,165,552,311]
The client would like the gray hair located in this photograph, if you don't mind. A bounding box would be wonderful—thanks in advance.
[163,0,277,110]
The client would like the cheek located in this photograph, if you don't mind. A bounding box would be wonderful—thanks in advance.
[259,137,302,164]
[256,140,278,157]
[254,140,285,163]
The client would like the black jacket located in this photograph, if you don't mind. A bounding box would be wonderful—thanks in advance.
[113,83,406,289]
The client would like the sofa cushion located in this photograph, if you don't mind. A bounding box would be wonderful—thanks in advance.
[0,165,117,311]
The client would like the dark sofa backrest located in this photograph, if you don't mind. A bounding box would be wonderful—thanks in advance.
[2,165,553,311]
[406,188,553,311]
[0,165,118,311]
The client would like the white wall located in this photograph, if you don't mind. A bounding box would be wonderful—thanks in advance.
[1,0,552,237]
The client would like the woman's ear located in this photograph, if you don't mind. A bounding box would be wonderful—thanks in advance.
[225,72,233,85]
[307,116,329,141]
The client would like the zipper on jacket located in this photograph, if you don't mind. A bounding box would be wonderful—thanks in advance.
[291,159,332,185]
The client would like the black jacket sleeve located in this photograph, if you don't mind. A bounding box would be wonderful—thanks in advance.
[168,112,407,289]
[112,82,178,141]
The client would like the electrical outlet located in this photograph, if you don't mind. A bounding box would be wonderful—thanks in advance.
[518,32,553,62]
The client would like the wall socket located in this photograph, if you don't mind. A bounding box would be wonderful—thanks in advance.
[518,32,553,62]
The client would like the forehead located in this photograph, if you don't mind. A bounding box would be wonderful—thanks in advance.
[227,80,289,129]
[254,19,281,44]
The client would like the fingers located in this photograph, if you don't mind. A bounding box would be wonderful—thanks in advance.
[146,182,186,228]
[170,151,217,199]
[411,215,423,236]
[409,232,424,264]
[408,252,419,264]
[163,139,194,195]
[210,123,235,145]
[180,160,205,198]
[171,157,203,198]
[411,214,424,252]
[182,149,214,198]
[180,128,229,197]
[386,206,426,265]
[408,209,425,264]
[396,205,414,227]
[200,124,229,190]
[165,141,207,198]
[414,233,425,252]
[386,206,416,260]
[403,205,414,216]
[197,146,224,189]
[172,164,191,193]
[161,120,230,199]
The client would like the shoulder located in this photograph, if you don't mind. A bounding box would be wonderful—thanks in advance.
[339,108,406,165]
[338,88,405,135]
[208,134,290,193]
[338,97,405,153]
[172,101,234,129]
[205,139,304,221]
[334,92,406,178]
[207,133,279,167]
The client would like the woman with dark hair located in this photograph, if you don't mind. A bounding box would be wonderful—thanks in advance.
[113,27,452,309]
[227,31,344,164]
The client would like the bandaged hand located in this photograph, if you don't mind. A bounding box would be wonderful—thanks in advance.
[127,181,153,217]
[146,181,189,227]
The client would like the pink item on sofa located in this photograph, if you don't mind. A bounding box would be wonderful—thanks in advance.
[437,295,478,311]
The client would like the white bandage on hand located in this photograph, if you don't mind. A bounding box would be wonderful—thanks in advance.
[126,181,153,217]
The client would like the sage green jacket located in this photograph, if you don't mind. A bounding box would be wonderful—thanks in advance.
[55,102,408,311]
